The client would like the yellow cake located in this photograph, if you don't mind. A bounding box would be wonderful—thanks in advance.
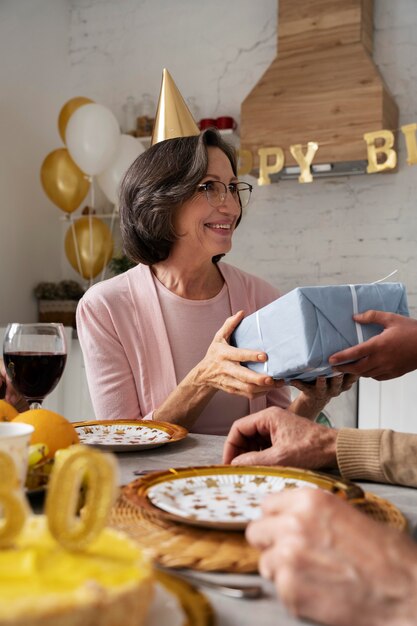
[0,515,153,626]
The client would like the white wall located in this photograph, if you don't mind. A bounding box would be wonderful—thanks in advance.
[1,0,417,326]
[0,0,71,324]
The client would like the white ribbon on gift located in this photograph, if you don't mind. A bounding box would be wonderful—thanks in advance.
[350,269,399,345]
[349,284,364,345]
[255,311,269,374]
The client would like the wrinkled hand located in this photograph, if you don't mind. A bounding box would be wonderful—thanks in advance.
[289,374,358,420]
[246,489,417,626]
[194,311,284,399]
[329,311,417,381]
[0,358,28,412]
[222,406,337,468]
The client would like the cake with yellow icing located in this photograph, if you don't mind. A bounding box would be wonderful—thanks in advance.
[0,515,153,626]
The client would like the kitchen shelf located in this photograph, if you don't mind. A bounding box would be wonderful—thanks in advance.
[137,128,239,148]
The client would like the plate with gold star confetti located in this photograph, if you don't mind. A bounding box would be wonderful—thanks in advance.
[125,465,364,530]
[73,420,188,451]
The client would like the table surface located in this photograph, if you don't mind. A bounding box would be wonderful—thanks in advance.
[106,433,417,626]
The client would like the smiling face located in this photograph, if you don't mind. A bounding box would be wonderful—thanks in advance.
[171,147,241,264]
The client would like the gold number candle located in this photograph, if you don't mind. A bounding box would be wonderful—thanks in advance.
[0,451,28,547]
[46,444,118,551]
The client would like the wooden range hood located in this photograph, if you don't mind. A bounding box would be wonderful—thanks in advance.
[240,0,399,177]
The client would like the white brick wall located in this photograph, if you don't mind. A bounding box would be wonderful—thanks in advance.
[67,0,417,313]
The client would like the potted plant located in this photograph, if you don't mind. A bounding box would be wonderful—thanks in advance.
[34,280,85,328]
[109,255,136,275]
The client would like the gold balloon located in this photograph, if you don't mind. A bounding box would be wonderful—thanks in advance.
[58,97,94,144]
[237,149,253,176]
[40,148,90,213]
[151,68,200,145]
[65,216,114,280]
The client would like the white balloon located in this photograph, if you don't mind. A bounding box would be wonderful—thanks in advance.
[66,103,121,176]
[97,135,146,204]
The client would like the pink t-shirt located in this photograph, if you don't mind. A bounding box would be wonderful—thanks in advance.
[154,277,249,434]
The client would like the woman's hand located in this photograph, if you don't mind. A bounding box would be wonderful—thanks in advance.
[289,374,358,420]
[155,311,285,428]
[193,310,284,399]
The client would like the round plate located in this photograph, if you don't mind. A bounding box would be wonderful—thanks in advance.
[73,420,188,452]
[148,571,214,626]
[123,465,364,531]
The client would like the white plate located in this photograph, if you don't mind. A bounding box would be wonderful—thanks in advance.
[74,420,187,452]
[147,471,318,528]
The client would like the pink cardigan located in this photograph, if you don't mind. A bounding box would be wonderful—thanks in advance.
[76,262,290,425]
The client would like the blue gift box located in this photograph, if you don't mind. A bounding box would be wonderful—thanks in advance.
[231,282,409,382]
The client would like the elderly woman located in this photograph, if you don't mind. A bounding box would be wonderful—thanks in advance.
[77,126,353,434]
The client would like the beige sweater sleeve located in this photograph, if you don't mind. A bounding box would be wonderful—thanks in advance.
[337,428,417,488]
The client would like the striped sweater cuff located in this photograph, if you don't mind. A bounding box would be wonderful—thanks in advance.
[336,428,387,483]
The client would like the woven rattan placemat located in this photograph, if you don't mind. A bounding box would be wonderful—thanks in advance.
[355,491,407,530]
[109,489,407,573]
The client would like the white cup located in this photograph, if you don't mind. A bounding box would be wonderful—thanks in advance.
[0,422,34,488]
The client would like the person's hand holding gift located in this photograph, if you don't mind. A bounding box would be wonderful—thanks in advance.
[288,374,358,420]
[329,311,417,381]
[194,310,285,398]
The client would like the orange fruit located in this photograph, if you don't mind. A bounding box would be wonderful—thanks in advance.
[12,408,79,459]
[0,399,19,422]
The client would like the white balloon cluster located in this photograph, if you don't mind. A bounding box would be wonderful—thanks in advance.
[65,103,145,204]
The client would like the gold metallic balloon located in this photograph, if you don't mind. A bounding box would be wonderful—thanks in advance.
[64,216,114,279]
[237,149,253,176]
[58,97,94,144]
[151,68,200,145]
[40,148,90,213]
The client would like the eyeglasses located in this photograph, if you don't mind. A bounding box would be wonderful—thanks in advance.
[197,180,253,209]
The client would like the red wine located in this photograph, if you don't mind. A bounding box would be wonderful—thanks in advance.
[3,352,67,403]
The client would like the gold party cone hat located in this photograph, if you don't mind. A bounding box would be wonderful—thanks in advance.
[151,68,200,145]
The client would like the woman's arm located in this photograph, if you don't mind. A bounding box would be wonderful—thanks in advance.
[77,299,283,427]
[76,298,145,421]
[154,311,284,428]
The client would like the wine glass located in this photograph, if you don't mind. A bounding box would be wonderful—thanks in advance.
[3,323,67,409]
